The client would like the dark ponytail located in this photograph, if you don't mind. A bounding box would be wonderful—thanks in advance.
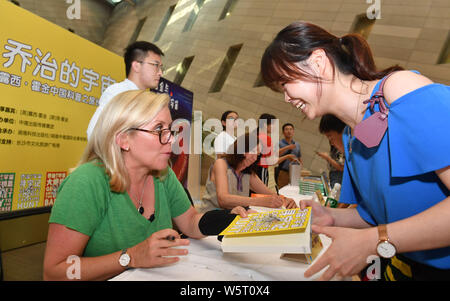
[339,34,403,80]
[261,21,403,91]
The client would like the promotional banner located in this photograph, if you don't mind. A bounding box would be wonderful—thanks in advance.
[0,1,124,212]
[153,78,194,188]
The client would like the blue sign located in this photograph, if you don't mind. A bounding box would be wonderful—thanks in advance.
[152,78,193,188]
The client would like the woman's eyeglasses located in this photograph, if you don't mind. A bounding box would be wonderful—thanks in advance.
[129,128,178,145]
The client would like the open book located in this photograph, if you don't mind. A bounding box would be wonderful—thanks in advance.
[220,207,313,254]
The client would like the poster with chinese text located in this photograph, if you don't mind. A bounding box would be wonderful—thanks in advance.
[0,1,124,212]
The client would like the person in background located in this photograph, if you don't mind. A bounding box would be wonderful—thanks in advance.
[199,133,297,213]
[86,41,164,139]
[276,123,303,188]
[255,113,276,186]
[261,21,450,280]
[44,90,249,280]
[214,110,238,159]
[317,114,346,188]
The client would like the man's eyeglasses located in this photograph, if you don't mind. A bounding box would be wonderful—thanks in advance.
[129,127,178,145]
[137,61,165,73]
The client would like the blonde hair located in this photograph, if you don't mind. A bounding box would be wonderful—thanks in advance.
[77,90,170,192]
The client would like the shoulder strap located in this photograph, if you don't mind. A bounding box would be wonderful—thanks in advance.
[372,72,398,99]
[364,72,399,116]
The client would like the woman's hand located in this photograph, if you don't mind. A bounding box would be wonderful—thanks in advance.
[315,151,330,161]
[128,228,190,268]
[304,225,378,280]
[299,199,334,227]
[281,196,298,209]
[265,195,284,208]
[230,206,257,217]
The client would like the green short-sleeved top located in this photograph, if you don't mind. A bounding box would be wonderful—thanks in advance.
[48,161,191,257]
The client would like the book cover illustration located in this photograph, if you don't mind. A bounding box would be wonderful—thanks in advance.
[219,207,311,237]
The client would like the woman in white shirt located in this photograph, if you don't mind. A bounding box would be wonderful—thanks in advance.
[214,110,238,158]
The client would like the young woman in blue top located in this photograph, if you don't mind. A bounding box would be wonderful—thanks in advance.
[261,21,450,280]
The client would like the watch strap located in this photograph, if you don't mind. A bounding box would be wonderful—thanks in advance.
[377,224,389,242]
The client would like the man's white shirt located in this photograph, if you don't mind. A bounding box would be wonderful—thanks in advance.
[214,131,236,158]
[86,79,139,139]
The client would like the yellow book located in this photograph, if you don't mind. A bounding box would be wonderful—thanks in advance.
[220,208,315,255]
[219,207,311,237]
[221,210,313,254]
[280,234,324,264]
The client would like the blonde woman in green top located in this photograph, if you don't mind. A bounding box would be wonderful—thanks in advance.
[43,90,248,280]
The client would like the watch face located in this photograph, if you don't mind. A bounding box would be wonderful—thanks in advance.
[377,241,396,258]
[119,253,130,267]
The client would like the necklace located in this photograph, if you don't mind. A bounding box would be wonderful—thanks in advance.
[349,79,365,154]
[137,175,149,215]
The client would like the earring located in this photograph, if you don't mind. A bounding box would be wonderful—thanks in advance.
[123,147,129,151]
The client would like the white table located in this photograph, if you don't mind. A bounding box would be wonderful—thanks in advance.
[111,235,333,281]
[111,186,344,281]
[278,184,315,204]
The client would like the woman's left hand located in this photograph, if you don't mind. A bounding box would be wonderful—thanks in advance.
[230,206,256,217]
[304,225,378,280]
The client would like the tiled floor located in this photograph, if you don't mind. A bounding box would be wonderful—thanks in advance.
[1,242,46,281]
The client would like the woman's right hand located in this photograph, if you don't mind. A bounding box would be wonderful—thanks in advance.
[266,195,284,208]
[128,228,190,268]
[299,199,334,227]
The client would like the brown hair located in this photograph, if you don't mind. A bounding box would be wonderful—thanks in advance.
[261,21,403,92]
[319,114,346,134]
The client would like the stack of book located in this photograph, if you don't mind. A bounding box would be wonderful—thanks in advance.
[299,176,325,195]
[220,208,322,262]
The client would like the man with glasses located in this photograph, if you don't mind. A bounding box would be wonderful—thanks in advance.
[86,41,165,139]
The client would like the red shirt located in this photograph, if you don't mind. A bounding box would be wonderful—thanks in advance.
[258,132,272,168]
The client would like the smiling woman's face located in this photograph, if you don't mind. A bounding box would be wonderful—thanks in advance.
[278,49,336,120]
[283,79,323,120]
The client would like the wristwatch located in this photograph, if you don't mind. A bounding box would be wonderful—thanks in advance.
[119,249,131,269]
[376,224,397,258]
